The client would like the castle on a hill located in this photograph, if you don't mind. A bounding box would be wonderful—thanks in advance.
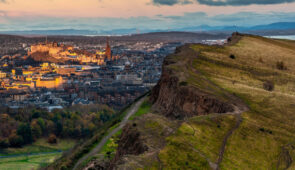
[28,39,118,65]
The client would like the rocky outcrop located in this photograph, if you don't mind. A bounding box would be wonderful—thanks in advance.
[150,46,234,119]
[109,123,148,169]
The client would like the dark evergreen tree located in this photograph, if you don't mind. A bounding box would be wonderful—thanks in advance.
[17,123,33,144]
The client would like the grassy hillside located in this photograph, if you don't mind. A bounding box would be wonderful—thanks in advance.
[164,34,295,169]
[96,34,295,170]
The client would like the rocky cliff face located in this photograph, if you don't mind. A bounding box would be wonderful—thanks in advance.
[109,123,148,169]
[150,46,234,119]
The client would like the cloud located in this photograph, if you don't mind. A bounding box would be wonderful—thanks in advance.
[152,0,192,5]
[152,0,295,6]
[197,0,295,6]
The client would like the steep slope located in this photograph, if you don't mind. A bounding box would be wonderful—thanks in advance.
[82,33,295,170]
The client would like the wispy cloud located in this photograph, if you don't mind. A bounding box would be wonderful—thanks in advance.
[153,0,192,5]
[152,0,295,6]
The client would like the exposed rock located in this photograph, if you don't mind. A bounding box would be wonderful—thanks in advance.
[108,124,148,169]
[150,47,234,119]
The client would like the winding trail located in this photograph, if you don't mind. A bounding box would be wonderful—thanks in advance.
[216,114,242,170]
[189,52,249,170]
[215,104,248,170]
[73,97,146,170]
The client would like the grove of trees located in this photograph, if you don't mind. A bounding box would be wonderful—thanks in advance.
[0,105,115,148]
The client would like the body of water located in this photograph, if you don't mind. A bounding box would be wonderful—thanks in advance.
[265,35,295,40]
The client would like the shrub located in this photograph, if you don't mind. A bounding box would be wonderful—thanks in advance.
[276,61,287,70]
[48,134,58,144]
[229,54,236,59]
[259,127,273,134]
[0,138,9,148]
[17,123,33,144]
[179,81,188,86]
[9,134,24,147]
[263,81,275,91]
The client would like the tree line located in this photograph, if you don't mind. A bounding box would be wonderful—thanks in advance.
[0,105,115,148]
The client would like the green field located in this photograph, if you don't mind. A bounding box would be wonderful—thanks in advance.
[0,152,61,170]
[0,138,75,170]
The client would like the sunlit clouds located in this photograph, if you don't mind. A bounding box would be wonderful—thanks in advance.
[0,0,294,31]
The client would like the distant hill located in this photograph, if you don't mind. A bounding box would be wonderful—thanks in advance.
[0,29,99,36]
[250,22,295,30]
[1,22,295,36]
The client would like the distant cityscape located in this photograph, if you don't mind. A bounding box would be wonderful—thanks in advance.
[0,35,182,111]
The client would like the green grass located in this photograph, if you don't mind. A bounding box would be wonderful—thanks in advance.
[154,35,295,169]
[0,138,76,156]
[159,138,210,169]
[129,99,152,120]
[158,114,237,168]
[0,152,61,170]
[185,36,295,169]
[100,129,122,159]
[0,139,76,170]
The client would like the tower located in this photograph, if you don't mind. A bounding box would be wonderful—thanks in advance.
[105,37,112,61]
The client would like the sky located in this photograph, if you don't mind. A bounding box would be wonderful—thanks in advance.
[0,0,295,32]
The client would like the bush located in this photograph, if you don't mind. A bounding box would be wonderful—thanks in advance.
[17,123,33,144]
[0,138,9,148]
[48,134,58,144]
[259,127,273,134]
[276,61,287,70]
[179,81,188,86]
[9,134,24,147]
[263,81,275,91]
[229,54,236,59]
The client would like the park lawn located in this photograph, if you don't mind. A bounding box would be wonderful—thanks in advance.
[0,138,76,156]
[0,152,61,170]
[0,138,76,170]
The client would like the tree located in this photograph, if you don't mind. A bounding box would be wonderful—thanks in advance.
[0,138,9,148]
[48,134,57,144]
[46,120,56,135]
[31,120,42,140]
[17,123,33,144]
[37,118,46,134]
[32,110,41,119]
[9,133,24,147]
[55,121,63,136]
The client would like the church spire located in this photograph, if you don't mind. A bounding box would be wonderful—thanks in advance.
[106,37,112,61]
